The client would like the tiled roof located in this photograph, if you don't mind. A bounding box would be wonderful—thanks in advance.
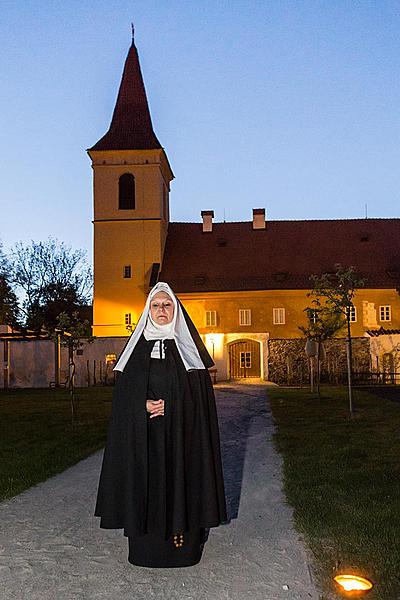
[89,42,161,151]
[366,327,400,337]
[159,218,400,292]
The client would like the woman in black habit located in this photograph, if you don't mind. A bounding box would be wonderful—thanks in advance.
[95,282,227,567]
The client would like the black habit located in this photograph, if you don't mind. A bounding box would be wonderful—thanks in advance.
[95,307,227,566]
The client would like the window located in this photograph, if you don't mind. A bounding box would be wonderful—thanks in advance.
[239,309,251,326]
[123,265,132,278]
[119,173,135,209]
[125,313,132,326]
[307,309,318,324]
[379,305,391,322]
[349,305,357,322]
[205,310,217,327]
[240,351,251,369]
[273,307,285,325]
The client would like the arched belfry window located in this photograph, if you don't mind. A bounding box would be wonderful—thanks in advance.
[119,173,135,210]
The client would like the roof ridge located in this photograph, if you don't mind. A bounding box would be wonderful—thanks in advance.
[169,217,400,225]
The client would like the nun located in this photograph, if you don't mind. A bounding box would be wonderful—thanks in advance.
[95,282,227,568]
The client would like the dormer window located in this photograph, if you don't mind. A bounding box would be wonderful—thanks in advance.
[119,173,135,209]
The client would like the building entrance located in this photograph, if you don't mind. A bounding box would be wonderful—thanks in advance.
[228,339,261,379]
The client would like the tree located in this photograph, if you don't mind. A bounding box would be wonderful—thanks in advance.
[0,241,9,276]
[55,310,93,347]
[52,311,95,422]
[299,298,345,396]
[7,237,92,331]
[0,242,20,328]
[0,276,20,328]
[308,264,366,416]
[28,281,91,332]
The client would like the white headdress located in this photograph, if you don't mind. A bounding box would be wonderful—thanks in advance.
[113,282,206,372]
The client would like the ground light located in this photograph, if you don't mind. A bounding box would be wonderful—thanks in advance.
[334,574,373,593]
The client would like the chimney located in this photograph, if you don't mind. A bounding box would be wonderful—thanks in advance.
[201,210,214,233]
[252,208,266,230]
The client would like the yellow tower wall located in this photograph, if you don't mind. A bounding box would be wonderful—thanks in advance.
[89,148,173,337]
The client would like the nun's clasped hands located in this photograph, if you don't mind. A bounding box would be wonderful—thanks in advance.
[146,398,165,418]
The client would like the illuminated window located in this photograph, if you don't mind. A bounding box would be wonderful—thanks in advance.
[119,173,135,209]
[105,353,117,364]
[125,313,132,325]
[123,265,131,278]
[273,307,285,325]
[240,351,251,368]
[205,310,217,327]
[379,305,391,322]
[239,309,251,326]
[349,305,357,322]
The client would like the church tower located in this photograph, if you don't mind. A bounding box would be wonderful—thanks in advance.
[88,33,174,337]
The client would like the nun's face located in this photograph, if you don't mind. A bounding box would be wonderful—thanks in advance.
[150,292,174,325]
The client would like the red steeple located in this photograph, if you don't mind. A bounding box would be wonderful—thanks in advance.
[90,37,162,151]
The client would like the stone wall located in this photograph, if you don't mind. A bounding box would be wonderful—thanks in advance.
[268,337,371,385]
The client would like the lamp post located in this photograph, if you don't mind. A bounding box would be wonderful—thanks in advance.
[305,339,318,392]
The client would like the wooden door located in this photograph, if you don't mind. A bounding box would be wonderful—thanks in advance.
[229,339,260,379]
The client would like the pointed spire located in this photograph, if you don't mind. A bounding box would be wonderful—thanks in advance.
[90,34,162,151]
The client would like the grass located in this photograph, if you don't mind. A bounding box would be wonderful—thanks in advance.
[269,385,400,600]
[0,387,112,501]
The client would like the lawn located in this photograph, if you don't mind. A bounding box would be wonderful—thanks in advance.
[269,386,400,600]
[0,387,112,501]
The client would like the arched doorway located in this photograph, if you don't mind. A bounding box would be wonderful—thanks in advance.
[228,339,261,379]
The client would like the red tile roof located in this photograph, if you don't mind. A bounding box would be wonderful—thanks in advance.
[89,42,161,151]
[159,218,400,292]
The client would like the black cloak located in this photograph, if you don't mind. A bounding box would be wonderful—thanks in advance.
[95,304,227,539]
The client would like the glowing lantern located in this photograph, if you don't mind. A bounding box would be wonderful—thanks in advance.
[334,574,373,593]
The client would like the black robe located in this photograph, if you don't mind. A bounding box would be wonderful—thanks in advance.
[95,315,227,539]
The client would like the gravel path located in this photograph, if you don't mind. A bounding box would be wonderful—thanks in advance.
[0,384,320,599]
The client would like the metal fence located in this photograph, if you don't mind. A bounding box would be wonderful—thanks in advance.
[351,371,400,386]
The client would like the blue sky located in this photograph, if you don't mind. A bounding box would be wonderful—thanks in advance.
[1,1,400,264]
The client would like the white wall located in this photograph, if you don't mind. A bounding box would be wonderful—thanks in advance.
[1,337,128,388]
[368,333,400,383]
[1,333,272,388]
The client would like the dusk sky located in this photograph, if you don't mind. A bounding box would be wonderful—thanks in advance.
[2,1,400,264]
